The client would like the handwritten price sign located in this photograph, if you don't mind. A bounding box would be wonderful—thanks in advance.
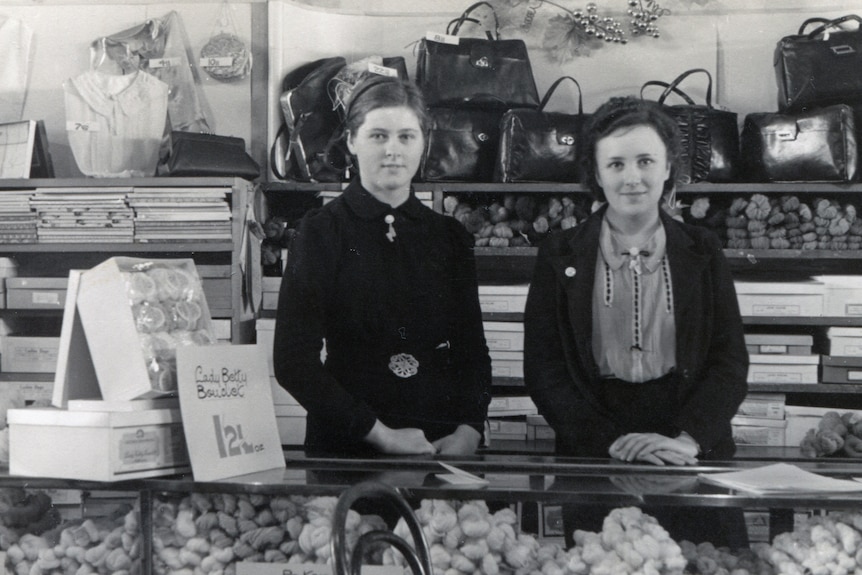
[177,345,284,481]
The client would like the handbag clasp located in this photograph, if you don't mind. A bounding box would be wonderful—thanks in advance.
[831,44,855,55]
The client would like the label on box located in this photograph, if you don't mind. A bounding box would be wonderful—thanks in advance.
[847,304,862,316]
[177,345,285,481]
[32,291,60,306]
[851,371,862,382]
[752,372,803,383]
[114,423,186,472]
[752,304,801,316]
[760,345,787,354]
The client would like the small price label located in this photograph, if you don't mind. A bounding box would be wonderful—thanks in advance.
[66,121,100,132]
[147,57,180,69]
[368,62,398,78]
[425,31,460,45]
[200,56,235,68]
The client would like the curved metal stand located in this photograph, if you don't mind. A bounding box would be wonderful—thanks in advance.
[331,481,433,575]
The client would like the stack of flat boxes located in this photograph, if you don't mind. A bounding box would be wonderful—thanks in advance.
[478,285,537,443]
[255,317,307,446]
[819,276,862,385]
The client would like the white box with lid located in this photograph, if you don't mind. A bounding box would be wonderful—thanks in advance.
[483,321,524,351]
[827,327,862,357]
[8,406,189,480]
[815,275,862,317]
[747,354,819,384]
[478,285,528,315]
[734,280,824,317]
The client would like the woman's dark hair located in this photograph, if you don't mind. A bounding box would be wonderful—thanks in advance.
[343,75,429,139]
[580,96,681,202]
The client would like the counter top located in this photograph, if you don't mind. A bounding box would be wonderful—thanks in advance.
[5,447,862,510]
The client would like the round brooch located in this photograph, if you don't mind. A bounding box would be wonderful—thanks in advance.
[388,353,419,378]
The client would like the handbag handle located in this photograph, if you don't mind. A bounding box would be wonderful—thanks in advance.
[448,1,499,39]
[657,68,715,108]
[799,14,862,37]
[539,76,583,114]
[640,80,698,106]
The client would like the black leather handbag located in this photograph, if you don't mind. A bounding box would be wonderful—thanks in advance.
[415,2,539,110]
[775,14,862,112]
[495,76,588,183]
[163,131,260,179]
[642,68,740,183]
[274,57,349,182]
[421,107,503,182]
[740,104,858,182]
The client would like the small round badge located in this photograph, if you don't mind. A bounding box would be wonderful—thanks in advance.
[384,214,395,224]
[565,267,576,277]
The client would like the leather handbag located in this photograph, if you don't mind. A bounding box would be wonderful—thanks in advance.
[162,131,260,179]
[415,2,539,109]
[274,57,349,183]
[495,76,588,183]
[740,104,858,182]
[775,14,862,112]
[421,107,503,182]
[642,68,740,183]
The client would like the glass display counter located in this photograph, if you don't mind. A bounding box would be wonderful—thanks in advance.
[3,447,861,574]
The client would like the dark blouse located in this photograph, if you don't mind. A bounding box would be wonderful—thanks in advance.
[273,180,492,453]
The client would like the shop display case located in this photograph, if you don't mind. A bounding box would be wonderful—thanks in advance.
[4,449,862,574]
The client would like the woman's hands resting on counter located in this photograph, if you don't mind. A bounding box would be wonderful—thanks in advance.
[364,420,481,456]
[609,431,700,466]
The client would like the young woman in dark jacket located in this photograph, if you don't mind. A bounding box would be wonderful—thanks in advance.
[524,96,748,546]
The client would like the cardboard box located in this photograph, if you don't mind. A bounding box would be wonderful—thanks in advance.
[737,393,786,420]
[76,257,215,401]
[747,354,819,384]
[734,280,824,317]
[1,336,60,373]
[731,415,787,446]
[478,285,529,315]
[827,327,862,357]
[261,277,281,311]
[275,404,306,445]
[0,372,54,402]
[8,407,189,480]
[745,334,813,356]
[821,355,862,384]
[816,275,862,317]
[6,277,67,310]
[484,321,524,351]
[490,350,523,378]
[255,319,307,406]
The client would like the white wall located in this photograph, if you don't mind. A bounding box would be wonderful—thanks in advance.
[1,2,254,177]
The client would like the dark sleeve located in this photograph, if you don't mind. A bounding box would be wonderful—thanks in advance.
[523,235,621,456]
[446,220,492,434]
[674,233,749,456]
[272,211,377,444]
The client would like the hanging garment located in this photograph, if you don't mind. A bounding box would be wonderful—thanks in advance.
[64,70,169,177]
[99,11,211,132]
[0,18,34,123]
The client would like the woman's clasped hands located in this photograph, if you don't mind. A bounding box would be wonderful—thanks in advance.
[609,431,699,466]
[365,420,481,456]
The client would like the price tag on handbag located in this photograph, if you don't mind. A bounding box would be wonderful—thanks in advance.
[66,121,100,132]
[425,31,460,45]
[147,57,181,68]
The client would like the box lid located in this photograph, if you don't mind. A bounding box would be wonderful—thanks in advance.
[6,277,67,289]
[489,351,523,360]
[748,354,820,365]
[8,406,183,427]
[734,280,824,295]
[828,327,862,338]
[813,275,862,288]
[483,321,524,332]
[731,416,788,428]
[256,318,276,331]
[822,355,862,367]
[478,284,530,295]
[745,334,813,346]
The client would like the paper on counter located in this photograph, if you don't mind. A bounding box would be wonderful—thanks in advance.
[699,462,862,495]
[436,462,489,488]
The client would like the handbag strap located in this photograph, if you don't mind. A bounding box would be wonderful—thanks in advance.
[640,81,697,106]
[657,68,714,108]
[448,2,499,40]
[539,76,583,114]
[800,14,862,38]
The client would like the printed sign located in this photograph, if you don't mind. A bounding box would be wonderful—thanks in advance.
[177,345,285,481]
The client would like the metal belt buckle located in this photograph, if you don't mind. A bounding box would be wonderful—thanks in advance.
[389,353,419,378]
